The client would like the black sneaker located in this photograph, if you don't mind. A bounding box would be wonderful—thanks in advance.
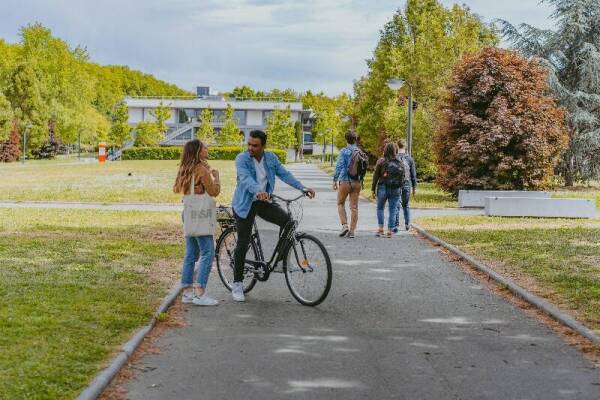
[392,228,398,234]
[405,224,410,231]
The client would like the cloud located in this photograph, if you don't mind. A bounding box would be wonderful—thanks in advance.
[0,0,555,95]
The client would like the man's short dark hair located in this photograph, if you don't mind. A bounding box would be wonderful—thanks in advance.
[249,130,267,145]
[397,139,406,149]
[345,130,357,145]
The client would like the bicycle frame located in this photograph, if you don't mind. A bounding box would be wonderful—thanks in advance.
[244,193,307,275]
[218,192,309,279]
[245,208,298,272]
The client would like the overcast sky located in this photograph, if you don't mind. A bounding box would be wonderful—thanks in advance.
[0,0,555,95]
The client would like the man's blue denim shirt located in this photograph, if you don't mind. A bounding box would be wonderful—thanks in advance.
[333,144,357,182]
[232,151,305,218]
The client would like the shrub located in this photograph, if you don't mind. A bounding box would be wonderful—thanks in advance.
[0,123,20,162]
[435,48,568,194]
[122,146,287,163]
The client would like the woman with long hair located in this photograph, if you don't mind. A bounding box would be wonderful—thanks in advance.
[173,139,221,306]
[371,142,402,238]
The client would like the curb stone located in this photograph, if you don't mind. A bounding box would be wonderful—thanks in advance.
[412,224,600,345]
[76,285,182,400]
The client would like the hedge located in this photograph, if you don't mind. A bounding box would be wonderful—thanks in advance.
[122,146,287,163]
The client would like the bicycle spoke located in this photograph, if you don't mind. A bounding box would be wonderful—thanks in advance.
[285,234,332,306]
[216,228,257,293]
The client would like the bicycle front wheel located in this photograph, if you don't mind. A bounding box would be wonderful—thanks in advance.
[284,233,332,306]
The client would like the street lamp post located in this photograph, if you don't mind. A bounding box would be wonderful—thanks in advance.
[22,124,32,164]
[330,133,334,167]
[387,78,414,156]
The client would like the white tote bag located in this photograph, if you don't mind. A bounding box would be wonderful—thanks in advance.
[183,173,217,237]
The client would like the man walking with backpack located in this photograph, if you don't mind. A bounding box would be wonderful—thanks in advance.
[394,139,417,232]
[333,130,367,238]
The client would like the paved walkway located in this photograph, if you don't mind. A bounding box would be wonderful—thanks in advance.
[118,163,599,399]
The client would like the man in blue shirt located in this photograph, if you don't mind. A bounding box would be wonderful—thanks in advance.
[333,131,361,238]
[231,130,315,302]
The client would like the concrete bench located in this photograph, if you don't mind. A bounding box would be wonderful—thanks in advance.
[459,190,550,208]
[484,197,597,218]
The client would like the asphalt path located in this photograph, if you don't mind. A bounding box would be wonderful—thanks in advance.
[123,163,599,400]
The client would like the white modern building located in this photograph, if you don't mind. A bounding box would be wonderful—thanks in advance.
[125,86,305,146]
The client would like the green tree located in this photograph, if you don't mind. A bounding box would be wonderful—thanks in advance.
[5,63,48,151]
[266,107,295,149]
[354,0,497,177]
[230,85,256,99]
[134,121,161,147]
[0,93,13,141]
[0,23,191,160]
[217,105,241,145]
[500,0,600,185]
[19,23,94,153]
[302,92,347,151]
[108,101,131,147]
[198,107,215,144]
[151,102,171,136]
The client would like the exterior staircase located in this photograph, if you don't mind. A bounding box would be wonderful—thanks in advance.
[160,121,196,146]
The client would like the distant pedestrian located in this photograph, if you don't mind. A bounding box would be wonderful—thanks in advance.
[394,139,417,232]
[371,142,403,238]
[173,139,221,306]
[333,130,367,238]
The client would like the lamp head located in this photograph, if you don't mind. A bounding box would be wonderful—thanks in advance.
[387,79,405,91]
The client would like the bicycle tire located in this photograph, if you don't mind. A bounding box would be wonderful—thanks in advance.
[284,233,332,306]
[216,226,258,294]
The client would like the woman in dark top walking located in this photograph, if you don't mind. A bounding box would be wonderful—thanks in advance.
[371,142,402,238]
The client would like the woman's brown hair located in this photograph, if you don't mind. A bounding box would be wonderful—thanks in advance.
[173,139,208,194]
[383,142,398,161]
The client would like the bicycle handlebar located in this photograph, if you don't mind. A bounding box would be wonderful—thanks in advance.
[270,190,310,203]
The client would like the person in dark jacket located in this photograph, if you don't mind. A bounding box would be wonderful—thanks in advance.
[371,142,401,238]
[394,139,417,232]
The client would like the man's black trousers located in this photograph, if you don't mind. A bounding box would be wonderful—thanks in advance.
[233,201,292,282]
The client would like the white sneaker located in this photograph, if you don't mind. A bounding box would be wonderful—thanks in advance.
[231,281,245,302]
[192,294,218,306]
[339,224,349,237]
[182,291,196,304]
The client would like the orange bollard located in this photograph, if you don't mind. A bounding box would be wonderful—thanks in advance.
[98,142,107,163]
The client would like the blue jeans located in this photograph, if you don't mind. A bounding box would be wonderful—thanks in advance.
[181,236,215,289]
[376,185,401,230]
[395,183,412,228]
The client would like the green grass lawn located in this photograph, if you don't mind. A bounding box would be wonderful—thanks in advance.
[415,215,600,333]
[319,163,457,208]
[0,208,184,399]
[0,160,236,204]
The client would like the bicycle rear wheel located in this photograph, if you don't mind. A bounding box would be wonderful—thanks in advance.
[284,233,332,306]
[216,227,257,294]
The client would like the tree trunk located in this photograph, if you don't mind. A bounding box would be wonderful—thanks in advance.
[563,153,575,187]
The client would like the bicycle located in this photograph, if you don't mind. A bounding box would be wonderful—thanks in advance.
[215,191,332,306]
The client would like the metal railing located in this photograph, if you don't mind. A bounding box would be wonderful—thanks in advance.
[125,95,300,103]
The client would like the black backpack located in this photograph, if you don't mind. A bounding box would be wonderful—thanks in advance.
[347,148,368,182]
[383,158,406,189]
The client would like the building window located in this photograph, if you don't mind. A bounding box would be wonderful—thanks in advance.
[234,110,246,125]
[212,110,225,123]
[178,109,196,123]
[212,110,246,124]
[262,110,272,125]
